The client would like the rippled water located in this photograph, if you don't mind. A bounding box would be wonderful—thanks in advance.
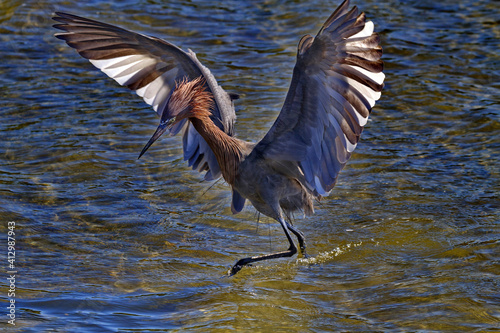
[1,0,499,331]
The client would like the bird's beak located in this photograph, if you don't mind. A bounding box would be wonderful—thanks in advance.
[138,117,176,159]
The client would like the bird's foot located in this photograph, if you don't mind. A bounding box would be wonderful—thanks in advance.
[228,264,242,276]
[228,258,254,276]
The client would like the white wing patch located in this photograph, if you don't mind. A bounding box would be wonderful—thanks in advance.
[53,12,236,183]
[90,55,179,115]
[349,21,374,39]
[345,77,380,108]
[347,65,385,85]
[305,19,382,195]
[325,80,369,127]
[252,3,384,198]
[90,55,146,84]
[327,113,357,153]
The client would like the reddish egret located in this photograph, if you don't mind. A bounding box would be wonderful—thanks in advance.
[53,0,384,275]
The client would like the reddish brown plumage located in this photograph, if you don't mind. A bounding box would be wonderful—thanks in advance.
[169,77,249,185]
[53,0,385,275]
[168,77,214,118]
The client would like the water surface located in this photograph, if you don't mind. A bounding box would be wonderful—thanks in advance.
[1,0,499,331]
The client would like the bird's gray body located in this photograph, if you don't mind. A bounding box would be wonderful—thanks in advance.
[235,156,314,221]
[53,0,384,274]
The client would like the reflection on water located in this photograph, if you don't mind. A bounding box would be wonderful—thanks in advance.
[1,0,499,331]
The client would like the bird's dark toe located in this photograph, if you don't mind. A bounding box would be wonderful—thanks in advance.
[229,264,243,276]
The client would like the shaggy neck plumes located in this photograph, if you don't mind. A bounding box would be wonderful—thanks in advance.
[189,117,244,185]
[172,77,245,185]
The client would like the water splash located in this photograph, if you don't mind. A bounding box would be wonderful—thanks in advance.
[296,241,364,266]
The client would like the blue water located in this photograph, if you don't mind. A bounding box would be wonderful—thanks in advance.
[1,0,499,331]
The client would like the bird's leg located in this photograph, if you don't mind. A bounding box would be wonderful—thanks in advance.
[285,221,308,258]
[229,217,297,276]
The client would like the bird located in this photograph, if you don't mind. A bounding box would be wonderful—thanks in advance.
[53,0,384,275]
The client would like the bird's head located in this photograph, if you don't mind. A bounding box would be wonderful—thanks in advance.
[138,76,213,159]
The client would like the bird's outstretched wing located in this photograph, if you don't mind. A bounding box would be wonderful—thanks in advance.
[53,12,236,181]
[251,0,384,196]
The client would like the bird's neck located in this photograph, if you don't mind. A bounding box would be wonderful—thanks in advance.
[189,116,245,185]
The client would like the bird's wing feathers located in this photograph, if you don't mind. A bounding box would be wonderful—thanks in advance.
[53,12,236,180]
[251,0,384,196]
